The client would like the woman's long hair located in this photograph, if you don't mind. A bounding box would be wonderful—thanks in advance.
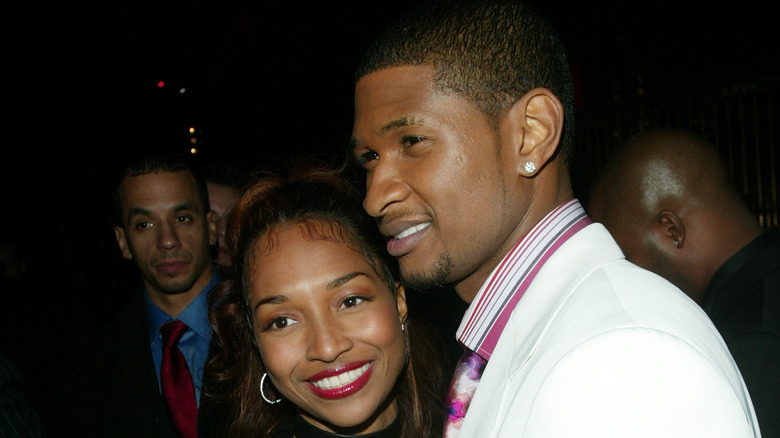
[202,164,446,437]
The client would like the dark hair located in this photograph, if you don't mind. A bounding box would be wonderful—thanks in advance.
[111,154,210,227]
[356,0,575,163]
[203,165,445,437]
[199,162,251,193]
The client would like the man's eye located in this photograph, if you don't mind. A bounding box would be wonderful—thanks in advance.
[356,150,379,167]
[176,216,192,223]
[135,221,151,230]
[402,136,424,147]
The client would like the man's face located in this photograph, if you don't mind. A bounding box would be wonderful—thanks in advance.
[351,65,527,300]
[206,182,240,267]
[114,170,216,299]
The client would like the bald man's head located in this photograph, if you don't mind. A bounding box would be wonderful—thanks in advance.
[589,128,761,303]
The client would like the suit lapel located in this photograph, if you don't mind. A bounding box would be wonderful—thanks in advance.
[116,290,178,437]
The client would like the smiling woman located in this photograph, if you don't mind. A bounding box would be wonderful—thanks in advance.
[201,165,446,438]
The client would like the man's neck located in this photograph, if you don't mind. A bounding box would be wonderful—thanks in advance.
[454,163,574,303]
[454,197,577,304]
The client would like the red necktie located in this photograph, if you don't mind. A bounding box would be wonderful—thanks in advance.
[161,320,198,438]
[443,347,487,437]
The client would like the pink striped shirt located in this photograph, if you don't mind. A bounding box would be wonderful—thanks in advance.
[456,199,592,360]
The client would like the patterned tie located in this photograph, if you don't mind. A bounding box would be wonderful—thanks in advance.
[161,320,198,438]
[444,347,487,437]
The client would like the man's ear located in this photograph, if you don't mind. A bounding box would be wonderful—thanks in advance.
[114,226,133,260]
[657,210,685,249]
[395,281,408,325]
[503,88,564,177]
[206,210,218,246]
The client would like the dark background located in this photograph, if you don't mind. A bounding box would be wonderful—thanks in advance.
[2,0,778,420]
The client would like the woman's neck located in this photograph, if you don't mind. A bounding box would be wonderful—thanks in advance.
[293,414,401,438]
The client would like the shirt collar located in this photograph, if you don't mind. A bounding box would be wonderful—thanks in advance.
[146,267,221,344]
[456,199,591,361]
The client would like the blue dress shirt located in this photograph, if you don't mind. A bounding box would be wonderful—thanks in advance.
[146,269,220,406]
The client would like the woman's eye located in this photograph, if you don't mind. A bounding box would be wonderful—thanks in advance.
[264,316,296,331]
[341,295,369,310]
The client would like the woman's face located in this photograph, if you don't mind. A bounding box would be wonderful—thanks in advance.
[249,223,408,433]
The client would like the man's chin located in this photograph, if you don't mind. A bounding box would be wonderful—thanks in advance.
[153,277,198,296]
[400,257,451,292]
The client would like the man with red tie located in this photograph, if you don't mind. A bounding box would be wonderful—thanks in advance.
[50,153,218,437]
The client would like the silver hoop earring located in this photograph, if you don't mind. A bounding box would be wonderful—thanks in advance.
[260,372,282,404]
[524,161,537,174]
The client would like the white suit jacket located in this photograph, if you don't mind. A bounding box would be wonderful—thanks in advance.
[458,224,760,437]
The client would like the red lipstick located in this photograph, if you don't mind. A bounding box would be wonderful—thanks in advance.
[306,361,374,400]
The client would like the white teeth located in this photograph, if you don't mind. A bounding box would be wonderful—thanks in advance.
[311,363,370,390]
[394,222,430,240]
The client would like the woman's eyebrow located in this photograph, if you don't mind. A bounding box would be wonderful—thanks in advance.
[327,272,369,290]
[253,294,287,311]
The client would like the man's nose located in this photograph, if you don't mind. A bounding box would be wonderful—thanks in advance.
[363,160,409,218]
[157,222,181,250]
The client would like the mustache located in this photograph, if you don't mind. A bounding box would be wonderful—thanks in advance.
[151,253,191,265]
[376,208,429,227]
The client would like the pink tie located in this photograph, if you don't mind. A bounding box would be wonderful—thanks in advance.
[161,320,198,438]
[443,348,487,437]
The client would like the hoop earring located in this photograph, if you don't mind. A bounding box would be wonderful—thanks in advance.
[402,323,410,365]
[260,372,282,404]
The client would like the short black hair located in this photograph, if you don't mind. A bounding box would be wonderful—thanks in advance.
[111,154,210,227]
[356,0,575,163]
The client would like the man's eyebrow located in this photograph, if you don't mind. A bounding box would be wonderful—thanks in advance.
[172,202,197,213]
[127,207,151,219]
[126,202,196,221]
[350,115,425,150]
[379,116,423,134]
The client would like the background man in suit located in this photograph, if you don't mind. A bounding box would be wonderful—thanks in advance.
[49,154,218,437]
[589,128,780,437]
[350,1,760,436]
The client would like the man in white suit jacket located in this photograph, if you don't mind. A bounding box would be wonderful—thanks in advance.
[350,0,760,436]
[461,221,757,437]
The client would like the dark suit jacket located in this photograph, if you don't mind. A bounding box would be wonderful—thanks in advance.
[703,229,780,438]
[48,289,213,437]
[0,352,47,437]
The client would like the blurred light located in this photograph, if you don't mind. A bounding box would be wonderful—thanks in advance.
[190,147,198,154]
[179,88,186,94]
[157,80,165,88]
[190,137,198,144]
[188,127,196,134]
